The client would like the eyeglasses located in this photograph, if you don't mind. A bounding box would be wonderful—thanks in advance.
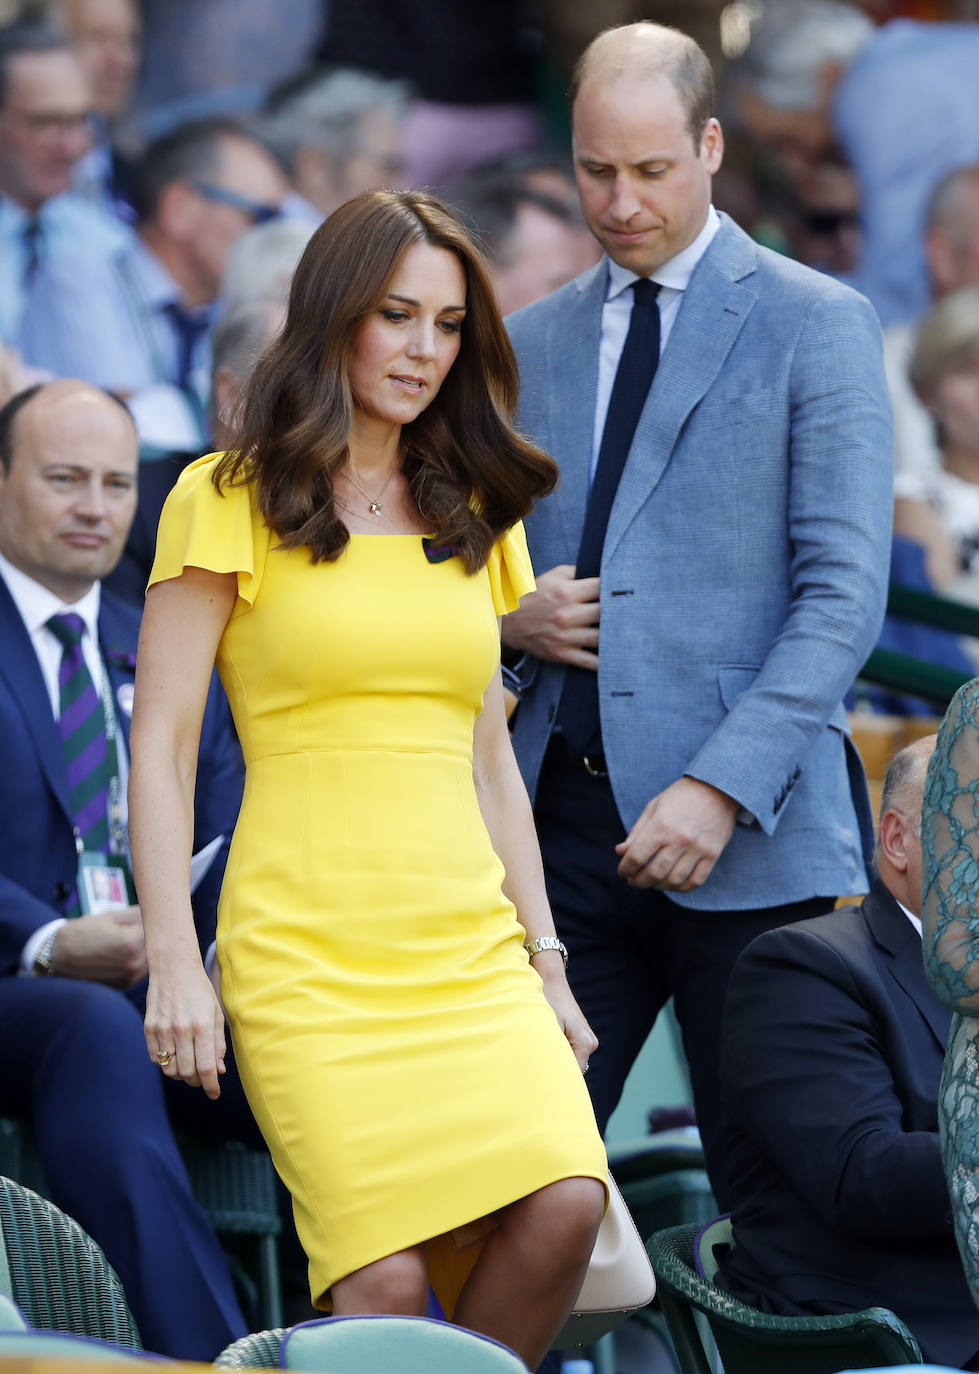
[804,209,860,237]
[191,181,281,225]
[4,109,95,139]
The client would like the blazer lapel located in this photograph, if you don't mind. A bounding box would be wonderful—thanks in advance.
[545,262,606,559]
[865,884,952,1052]
[0,578,74,825]
[604,218,759,564]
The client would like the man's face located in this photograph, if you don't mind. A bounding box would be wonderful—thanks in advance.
[63,0,141,121]
[182,136,289,300]
[493,202,594,315]
[573,71,722,277]
[0,50,93,210]
[298,109,405,216]
[0,385,137,603]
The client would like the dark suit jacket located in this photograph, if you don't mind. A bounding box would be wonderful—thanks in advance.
[0,577,243,973]
[104,450,197,607]
[716,882,978,1367]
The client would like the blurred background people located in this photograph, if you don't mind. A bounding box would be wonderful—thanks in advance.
[20,117,288,453]
[833,0,979,325]
[131,0,324,136]
[219,216,313,313]
[886,164,979,491]
[54,0,142,223]
[106,293,287,607]
[447,172,599,315]
[0,23,127,343]
[259,66,406,221]
[894,285,979,598]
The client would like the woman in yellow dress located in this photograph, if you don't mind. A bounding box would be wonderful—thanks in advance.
[128,189,607,1367]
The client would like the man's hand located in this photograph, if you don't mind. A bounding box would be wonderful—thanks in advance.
[501,564,600,669]
[50,907,148,988]
[616,778,739,891]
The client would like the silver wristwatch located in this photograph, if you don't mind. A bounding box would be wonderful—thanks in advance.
[523,936,568,968]
[32,929,60,977]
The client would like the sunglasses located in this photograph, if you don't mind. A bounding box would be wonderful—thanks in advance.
[804,209,860,236]
[191,181,281,225]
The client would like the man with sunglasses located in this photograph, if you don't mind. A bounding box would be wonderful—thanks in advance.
[21,116,288,455]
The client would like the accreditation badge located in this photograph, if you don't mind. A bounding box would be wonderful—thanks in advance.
[77,850,136,915]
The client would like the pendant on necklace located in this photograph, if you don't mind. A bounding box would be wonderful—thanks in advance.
[368,500,383,516]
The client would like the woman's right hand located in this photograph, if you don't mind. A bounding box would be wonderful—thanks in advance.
[144,964,227,1099]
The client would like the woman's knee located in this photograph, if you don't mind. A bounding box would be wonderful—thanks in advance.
[330,1248,429,1314]
[516,1177,606,1261]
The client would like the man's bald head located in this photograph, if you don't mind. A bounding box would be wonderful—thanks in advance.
[570,22,715,148]
[876,734,937,916]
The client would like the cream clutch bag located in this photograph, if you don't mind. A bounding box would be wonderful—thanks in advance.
[556,1173,657,1348]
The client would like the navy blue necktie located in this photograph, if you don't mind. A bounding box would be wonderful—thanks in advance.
[557,277,662,756]
[162,302,210,391]
[22,216,42,284]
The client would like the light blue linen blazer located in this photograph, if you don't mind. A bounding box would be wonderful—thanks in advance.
[506,214,893,911]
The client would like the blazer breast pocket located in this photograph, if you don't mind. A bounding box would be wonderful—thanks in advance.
[693,388,779,435]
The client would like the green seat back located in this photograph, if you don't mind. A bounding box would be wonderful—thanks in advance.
[647,1222,923,1374]
[0,1294,26,1331]
[0,1331,144,1360]
[281,1317,527,1374]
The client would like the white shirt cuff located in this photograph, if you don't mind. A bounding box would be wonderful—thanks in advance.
[204,940,217,975]
[20,918,67,975]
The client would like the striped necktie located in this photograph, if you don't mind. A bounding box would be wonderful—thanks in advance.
[46,613,110,852]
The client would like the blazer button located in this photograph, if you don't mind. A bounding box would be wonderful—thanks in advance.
[54,880,71,901]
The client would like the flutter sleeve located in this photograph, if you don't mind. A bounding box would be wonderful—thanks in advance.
[486,520,536,616]
[148,453,269,608]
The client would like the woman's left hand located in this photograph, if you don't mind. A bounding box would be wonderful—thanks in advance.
[541,976,599,1074]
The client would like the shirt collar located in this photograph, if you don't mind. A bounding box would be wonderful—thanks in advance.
[0,549,101,642]
[896,899,922,937]
[606,204,721,302]
[126,235,189,311]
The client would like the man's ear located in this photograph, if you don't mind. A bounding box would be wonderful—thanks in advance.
[878,807,909,873]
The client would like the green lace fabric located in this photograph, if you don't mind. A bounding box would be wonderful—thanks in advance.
[922,678,979,1301]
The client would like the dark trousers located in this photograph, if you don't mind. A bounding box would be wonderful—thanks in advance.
[535,740,834,1207]
[0,976,255,1360]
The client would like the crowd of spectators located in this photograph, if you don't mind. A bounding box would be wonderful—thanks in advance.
[5,0,979,1368]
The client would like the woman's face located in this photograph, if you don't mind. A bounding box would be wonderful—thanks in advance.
[349,241,466,429]
[933,362,979,458]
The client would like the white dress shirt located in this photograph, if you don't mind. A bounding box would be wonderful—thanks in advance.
[898,899,922,937]
[0,554,129,970]
[591,205,721,479]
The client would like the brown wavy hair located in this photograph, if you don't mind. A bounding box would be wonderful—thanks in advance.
[214,188,558,573]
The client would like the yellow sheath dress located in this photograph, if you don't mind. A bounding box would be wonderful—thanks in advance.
[150,454,607,1310]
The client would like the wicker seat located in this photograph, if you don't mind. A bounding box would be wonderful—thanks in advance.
[0,1175,141,1346]
[215,1326,283,1368]
[0,1115,283,1331]
[647,1220,922,1374]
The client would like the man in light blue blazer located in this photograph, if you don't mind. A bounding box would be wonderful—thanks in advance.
[504,22,892,1200]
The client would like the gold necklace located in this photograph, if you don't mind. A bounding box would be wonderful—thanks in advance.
[342,463,399,517]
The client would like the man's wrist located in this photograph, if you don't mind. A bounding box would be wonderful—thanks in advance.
[32,925,63,977]
[21,918,66,977]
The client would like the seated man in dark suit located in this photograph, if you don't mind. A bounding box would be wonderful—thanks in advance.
[0,379,254,1360]
[716,736,979,1370]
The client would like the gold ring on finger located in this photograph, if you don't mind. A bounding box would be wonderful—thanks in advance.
[155,1050,175,1067]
